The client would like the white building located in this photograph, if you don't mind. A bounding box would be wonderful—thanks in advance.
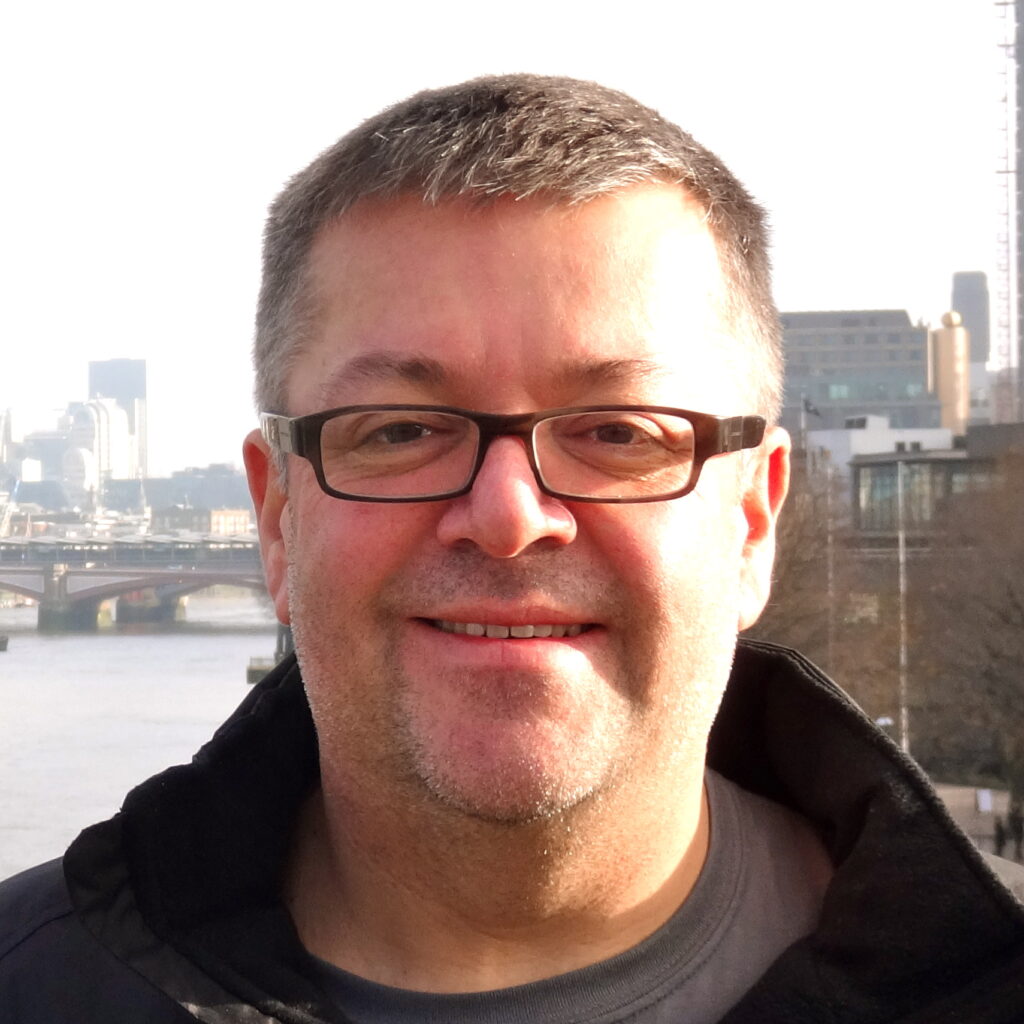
[806,414,954,485]
[60,398,133,504]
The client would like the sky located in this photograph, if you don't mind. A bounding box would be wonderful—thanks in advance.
[1,1,1008,476]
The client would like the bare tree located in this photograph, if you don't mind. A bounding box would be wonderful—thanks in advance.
[912,453,1024,795]
[748,456,900,723]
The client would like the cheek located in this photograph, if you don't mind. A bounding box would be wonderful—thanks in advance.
[285,493,440,603]
[581,494,744,581]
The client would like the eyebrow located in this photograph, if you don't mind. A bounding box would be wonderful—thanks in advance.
[316,353,447,406]
[316,351,668,406]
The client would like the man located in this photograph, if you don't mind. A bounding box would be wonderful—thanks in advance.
[2,74,1023,1022]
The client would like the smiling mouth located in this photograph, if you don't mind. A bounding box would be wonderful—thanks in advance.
[427,619,594,639]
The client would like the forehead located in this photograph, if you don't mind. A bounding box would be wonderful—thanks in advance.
[292,186,745,412]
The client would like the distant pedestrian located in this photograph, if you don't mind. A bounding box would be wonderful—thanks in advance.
[994,815,1007,858]
[1008,800,1024,862]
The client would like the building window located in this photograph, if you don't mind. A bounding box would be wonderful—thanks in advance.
[857,464,898,531]
[828,384,851,399]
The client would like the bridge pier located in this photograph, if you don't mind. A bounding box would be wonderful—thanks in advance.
[37,564,113,632]
[116,589,186,624]
[38,597,110,631]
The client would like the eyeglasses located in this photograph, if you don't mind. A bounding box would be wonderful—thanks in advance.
[259,404,766,504]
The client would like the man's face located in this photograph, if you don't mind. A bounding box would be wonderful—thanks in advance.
[247,185,787,823]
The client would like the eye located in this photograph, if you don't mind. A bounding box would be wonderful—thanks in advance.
[591,422,644,445]
[565,414,670,452]
[543,412,695,467]
[321,411,475,468]
[338,413,456,452]
[372,421,434,445]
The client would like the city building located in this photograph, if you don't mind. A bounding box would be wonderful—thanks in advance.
[850,447,976,538]
[805,415,953,487]
[19,429,73,484]
[101,478,149,516]
[141,463,254,512]
[950,272,995,426]
[88,358,147,477]
[781,310,941,435]
[59,398,133,508]
[849,422,1024,538]
[150,506,252,536]
[927,313,970,435]
[950,271,990,365]
[0,409,13,474]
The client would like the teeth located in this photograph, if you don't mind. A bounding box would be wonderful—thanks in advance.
[433,620,588,639]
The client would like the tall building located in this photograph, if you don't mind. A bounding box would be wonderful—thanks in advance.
[780,310,941,435]
[950,272,990,364]
[60,398,133,507]
[0,409,13,474]
[88,358,147,477]
[950,271,994,425]
[928,313,970,435]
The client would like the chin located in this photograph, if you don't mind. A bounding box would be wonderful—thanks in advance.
[404,725,617,825]
[419,767,603,825]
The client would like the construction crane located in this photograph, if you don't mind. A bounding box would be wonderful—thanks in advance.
[995,0,1022,421]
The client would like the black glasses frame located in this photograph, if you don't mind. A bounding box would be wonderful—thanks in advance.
[259,404,766,504]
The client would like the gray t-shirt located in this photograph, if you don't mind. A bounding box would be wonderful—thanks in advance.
[308,770,831,1023]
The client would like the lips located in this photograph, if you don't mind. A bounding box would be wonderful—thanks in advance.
[430,620,591,639]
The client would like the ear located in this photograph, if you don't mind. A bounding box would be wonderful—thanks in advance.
[737,426,791,631]
[243,428,291,625]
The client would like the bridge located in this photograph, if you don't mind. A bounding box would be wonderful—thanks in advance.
[0,535,267,630]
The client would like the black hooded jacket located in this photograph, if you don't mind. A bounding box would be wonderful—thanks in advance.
[2,640,1023,1022]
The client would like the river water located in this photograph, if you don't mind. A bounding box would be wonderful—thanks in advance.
[0,590,279,880]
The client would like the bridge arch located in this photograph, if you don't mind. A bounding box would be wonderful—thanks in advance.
[0,579,47,604]
[0,536,268,629]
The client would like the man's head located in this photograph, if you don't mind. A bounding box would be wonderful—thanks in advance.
[254,74,782,424]
[245,75,790,827]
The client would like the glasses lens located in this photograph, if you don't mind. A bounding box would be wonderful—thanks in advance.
[535,411,696,499]
[319,410,479,498]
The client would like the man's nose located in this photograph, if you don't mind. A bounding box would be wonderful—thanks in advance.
[434,436,577,557]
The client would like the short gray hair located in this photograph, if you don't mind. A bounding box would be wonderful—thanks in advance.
[254,74,782,422]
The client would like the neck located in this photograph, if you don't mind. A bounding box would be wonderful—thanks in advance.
[284,765,709,993]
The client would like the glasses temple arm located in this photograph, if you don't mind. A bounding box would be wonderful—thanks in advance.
[717,416,767,454]
[259,413,297,455]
